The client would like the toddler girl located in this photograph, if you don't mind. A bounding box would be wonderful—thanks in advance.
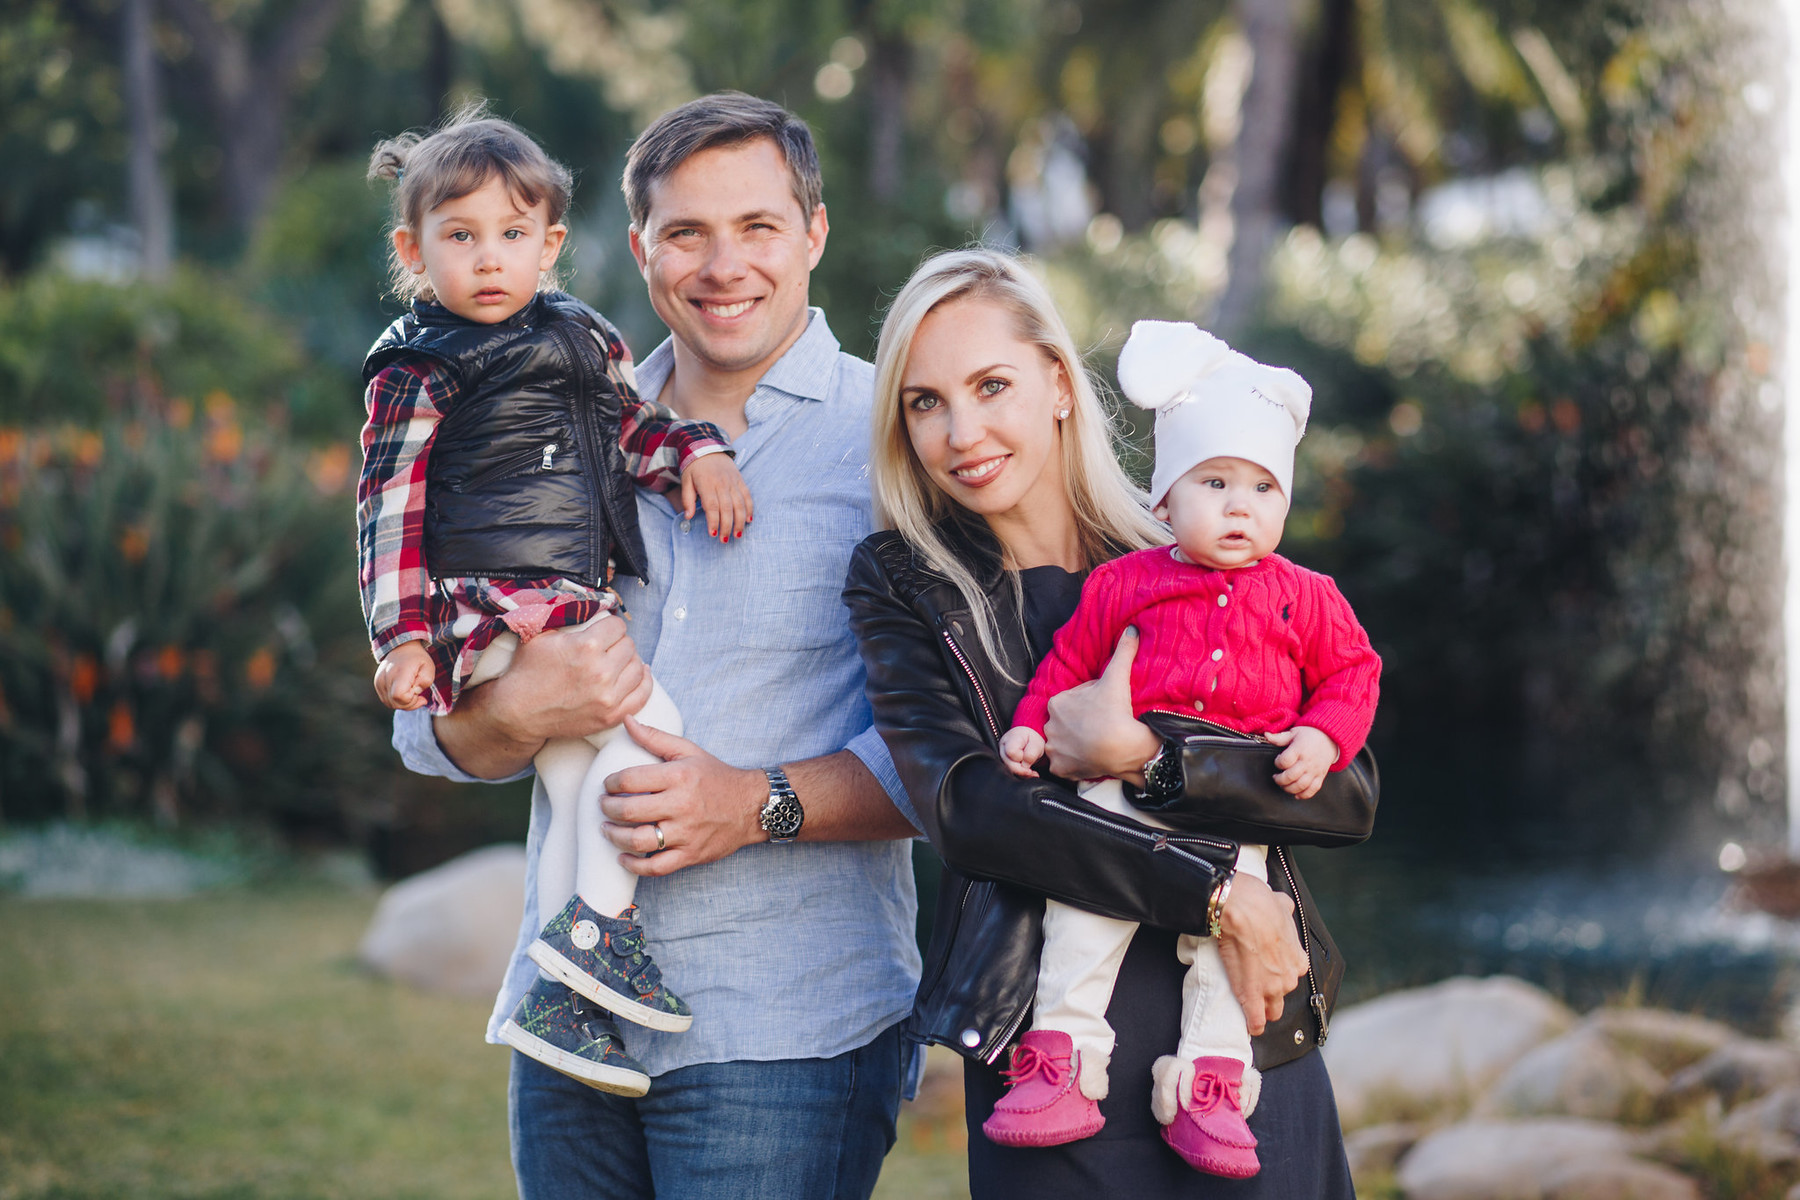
[357,107,751,1097]
[990,321,1380,1176]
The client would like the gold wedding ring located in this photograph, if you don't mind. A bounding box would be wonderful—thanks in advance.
[653,823,667,853]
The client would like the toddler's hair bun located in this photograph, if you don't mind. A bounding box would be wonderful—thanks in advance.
[1117,320,1233,412]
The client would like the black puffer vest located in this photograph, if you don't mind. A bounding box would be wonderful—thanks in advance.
[362,292,648,584]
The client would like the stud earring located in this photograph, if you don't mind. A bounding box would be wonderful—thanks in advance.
[1056,409,1070,420]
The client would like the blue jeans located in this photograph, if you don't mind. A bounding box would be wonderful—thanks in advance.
[509,1022,905,1200]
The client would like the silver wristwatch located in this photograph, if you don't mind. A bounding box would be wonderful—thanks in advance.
[759,766,804,843]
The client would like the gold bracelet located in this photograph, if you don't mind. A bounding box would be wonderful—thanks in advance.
[1206,871,1235,938]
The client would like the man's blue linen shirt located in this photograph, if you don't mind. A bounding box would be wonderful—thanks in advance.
[393,310,923,1076]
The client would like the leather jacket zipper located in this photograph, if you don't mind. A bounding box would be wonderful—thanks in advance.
[552,322,609,587]
[941,625,1002,743]
[1039,794,1236,863]
[1274,844,1328,1045]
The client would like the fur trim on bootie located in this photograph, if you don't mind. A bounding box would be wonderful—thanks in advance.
[1075,1047,1111,1101]
[1151,1055,1263,1124]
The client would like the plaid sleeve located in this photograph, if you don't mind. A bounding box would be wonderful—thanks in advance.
[586,326,733,496]
[357,359,456,661]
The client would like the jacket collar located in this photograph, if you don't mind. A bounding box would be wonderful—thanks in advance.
[409,293,546,330]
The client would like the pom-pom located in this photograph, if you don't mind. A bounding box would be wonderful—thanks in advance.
[1117,320,1233,412]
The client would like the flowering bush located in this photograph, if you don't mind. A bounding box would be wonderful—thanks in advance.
[0,397,402,836]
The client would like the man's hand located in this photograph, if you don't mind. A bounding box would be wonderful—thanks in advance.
[1213,872,1308,1035]
[1266,725,1338,799]
[436,616,653,779]
[1043,627,1160,782]
[680,453,753,543]
[374,641,435,711]
[999,726,1045,778]
[597,715,766,876]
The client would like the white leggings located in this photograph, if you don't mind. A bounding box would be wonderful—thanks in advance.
[1030,778,1267,1101]
[465,612,682,923]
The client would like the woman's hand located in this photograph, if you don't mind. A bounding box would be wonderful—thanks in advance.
[1042,627,1160,782]
[1214,872,1309,1035]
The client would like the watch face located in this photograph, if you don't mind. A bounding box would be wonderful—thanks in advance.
[761,794,804,838]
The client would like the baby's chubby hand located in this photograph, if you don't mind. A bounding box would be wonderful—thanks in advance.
[681,452,753,543]
[1266,725,1338,799]
[374,641,435,712]
[999,726,1046,778]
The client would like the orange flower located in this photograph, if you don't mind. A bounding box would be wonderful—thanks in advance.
[73,430,103,468]
[157,645,184,680]
[70,654,99,704]
[308,444,352,494]
[206,420,244,463]
[108,702,135,751]
[0,428,19,460]
[244,646,277,690]
[118,524,150,564]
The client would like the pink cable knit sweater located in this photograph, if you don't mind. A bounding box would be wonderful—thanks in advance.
[1012,547,1380,771]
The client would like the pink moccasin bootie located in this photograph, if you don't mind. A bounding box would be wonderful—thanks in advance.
[980,1030,1106,1148]
[1158,1055,1259,1178]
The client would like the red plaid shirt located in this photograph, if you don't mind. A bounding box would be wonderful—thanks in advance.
[357,328,730,664]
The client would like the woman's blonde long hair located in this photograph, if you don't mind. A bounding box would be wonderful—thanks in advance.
[870,248,1169,675]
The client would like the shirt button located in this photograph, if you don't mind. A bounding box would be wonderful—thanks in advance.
[1211,649,1224,661]
[674,606,688,621]
[680,519,692,533]
[1217,594,1229,607]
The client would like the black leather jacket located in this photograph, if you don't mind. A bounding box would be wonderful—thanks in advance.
[363,292,651,584]
[843,516,1375,1072]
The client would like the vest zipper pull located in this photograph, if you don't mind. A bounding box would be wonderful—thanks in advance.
[541,443,557,470]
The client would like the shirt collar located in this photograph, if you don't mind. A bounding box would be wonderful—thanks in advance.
[634,307,839,407]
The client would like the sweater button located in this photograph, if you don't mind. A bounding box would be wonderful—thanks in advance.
[1217,594,1229,607]
[1211,649,1224,661]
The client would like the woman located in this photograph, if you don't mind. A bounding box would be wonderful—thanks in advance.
[844,249,1366,1195]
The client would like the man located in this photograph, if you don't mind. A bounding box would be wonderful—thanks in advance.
[394,92,923,1198]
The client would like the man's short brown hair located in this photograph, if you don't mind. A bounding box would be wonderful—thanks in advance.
[622,92,822,229]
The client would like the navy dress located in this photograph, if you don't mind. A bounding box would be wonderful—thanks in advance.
[962,566,1356,1199]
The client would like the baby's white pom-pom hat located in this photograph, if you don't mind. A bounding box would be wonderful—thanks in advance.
[1116,319,1312,506]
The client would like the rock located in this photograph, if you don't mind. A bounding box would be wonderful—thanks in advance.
[1538,1158,1702,1200]
[1717,1084,1800,1165]
[1344,1121,1423,1181]
[1581,1008,1739,1075]
[1662,1040,1800,1112]
[1324,976,1575,1127]
[358,844,525,998]
[1477,1026,1665,1122]
[1395,1119,1640,1200]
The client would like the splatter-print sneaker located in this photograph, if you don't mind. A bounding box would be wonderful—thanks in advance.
[528,895,692,1032]
[497,976,652,1096]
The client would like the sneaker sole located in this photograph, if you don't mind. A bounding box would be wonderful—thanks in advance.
[527,939,695,1033]
[497,1018,652,1097]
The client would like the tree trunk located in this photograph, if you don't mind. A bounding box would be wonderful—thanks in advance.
[161,0,348,239]
[1213,0,1305,336]
[1284,0,1355,229]
[866,32,910,204]
[122,0,173,280]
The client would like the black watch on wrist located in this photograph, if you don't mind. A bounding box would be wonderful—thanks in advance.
[1138,737,1184,800]
[759,766,804,843]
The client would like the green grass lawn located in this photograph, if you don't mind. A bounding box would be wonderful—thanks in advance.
[0,884,968,1199]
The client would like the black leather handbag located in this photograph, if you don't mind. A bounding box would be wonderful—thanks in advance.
[1129,712,1379,849]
